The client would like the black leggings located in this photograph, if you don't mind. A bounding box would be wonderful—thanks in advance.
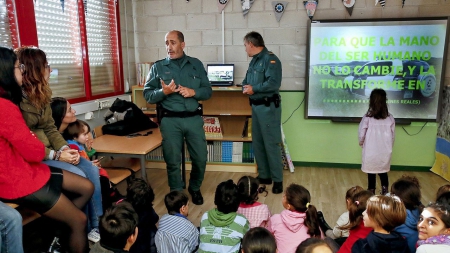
[11,167,94,253]
[368,173,389,190]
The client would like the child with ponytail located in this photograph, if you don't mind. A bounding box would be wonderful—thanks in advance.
[337,190,374,253]
[267,184,321,253]
[237,176,271,228]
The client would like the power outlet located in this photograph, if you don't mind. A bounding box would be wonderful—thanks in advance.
[99,100,110,109]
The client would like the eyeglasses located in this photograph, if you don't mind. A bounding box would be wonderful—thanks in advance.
[45,64,51,69]
[15,63,25,73]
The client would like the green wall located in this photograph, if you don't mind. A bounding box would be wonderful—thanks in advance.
[280,92,437,168]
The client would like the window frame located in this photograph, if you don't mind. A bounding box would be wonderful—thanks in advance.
[11,0,124,104]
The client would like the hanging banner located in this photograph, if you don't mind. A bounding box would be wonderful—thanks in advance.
[303,0,318,20]
[375,0,386,7]
[342,0,355,16]
[218,0,229,13]
[241,0,255,17]
[272,2,288,22]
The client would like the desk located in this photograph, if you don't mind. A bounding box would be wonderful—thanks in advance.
[92,128,162,182]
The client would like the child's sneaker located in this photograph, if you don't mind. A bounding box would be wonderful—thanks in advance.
[87,228,101,243]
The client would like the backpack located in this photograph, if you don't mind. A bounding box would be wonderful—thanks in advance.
[102,98,158,136]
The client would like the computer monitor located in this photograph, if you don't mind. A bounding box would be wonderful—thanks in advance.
[206,64,234,86]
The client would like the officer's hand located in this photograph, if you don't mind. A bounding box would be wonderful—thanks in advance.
[177,85,196,98]
[243,85,254,95]
[161,79,178,95]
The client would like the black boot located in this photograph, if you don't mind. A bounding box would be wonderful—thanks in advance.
[257,177,272,185]
[317,211,332,232]
[272,181,283,194]
[368,188,375,195]
[381,186,389,195]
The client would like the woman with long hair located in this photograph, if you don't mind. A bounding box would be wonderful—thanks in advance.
[15,46,103,241]
[0,46,93,253]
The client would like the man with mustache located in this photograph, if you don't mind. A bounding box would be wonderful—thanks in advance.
[144,30,212,205]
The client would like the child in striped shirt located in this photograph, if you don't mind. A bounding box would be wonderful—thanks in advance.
[237,176,271,228]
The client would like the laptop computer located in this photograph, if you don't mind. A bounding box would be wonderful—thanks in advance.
[206,64,234,86]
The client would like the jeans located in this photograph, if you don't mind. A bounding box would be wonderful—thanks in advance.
[43,158,103,230]
[0,202,24,253]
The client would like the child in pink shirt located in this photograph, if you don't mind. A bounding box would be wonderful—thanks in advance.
[267,184,322,253]
[237,176,271,228]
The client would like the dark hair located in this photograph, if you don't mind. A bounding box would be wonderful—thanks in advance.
[14,46,52,110]
[62,120,85,141]
[296,238,332,253]
[425,202,450,228]
[436,184,450,202]
[366,195,406,231]
[126,178,155,213]
[100,201,138,249]
[78,119,91,132]
[436,192,450,206]
[391,175,423,211]
[0,46,22,104]
[339,190,374,230]
[168,30,184,43]
[214,179,240,214]
[164,190,189,215]
[345,186,364,200]
[237,176,260,205]
[244,31,265,47]
[285,184,321,238]
[241,227,277,253]
[50,97,68,130]
[366,88,389,119]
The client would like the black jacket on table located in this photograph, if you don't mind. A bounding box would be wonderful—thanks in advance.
[351,231,410,253]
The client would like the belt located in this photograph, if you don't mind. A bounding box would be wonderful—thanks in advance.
[249,94,280,107]
[161,110,200,118]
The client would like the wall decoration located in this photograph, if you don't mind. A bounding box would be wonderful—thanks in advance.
[303,0,318,20]
[218,0,229,13]
[272,1,288,22]
[241,0,255,17]
[342,0,355,16]
[375,0,386,7]
[402,0,405,8]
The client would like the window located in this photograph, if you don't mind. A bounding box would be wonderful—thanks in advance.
[0,0,18,48]
[12,0,123,103]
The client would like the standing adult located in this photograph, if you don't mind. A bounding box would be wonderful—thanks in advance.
[143,30,212,205]
[242,31,283,194]
[15,46,103,240]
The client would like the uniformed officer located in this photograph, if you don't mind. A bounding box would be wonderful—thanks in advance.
[143,30,212,205]
[242,31,283,194]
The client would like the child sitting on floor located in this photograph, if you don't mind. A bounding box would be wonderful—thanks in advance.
[351,195,409,253]
[337,190,374,253]
[267,183,322,253]
[125,178,159,253]
[90,201,139,253]
[237,176,271,228]
[323,186,364,246]
[199,179,250,253]
[155,190,199,253]
[416,202,450,253]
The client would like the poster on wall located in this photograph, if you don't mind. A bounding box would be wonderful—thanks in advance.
[431,86,450,182]
[306,18,449,121]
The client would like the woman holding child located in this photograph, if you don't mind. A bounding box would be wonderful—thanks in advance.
[15,46,103,240]
[0,46,93,253]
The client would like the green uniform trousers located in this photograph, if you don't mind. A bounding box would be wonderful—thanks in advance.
[160,115,207,191]
[252,102,283,183]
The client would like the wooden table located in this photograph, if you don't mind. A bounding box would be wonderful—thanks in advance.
[92,128,162,182]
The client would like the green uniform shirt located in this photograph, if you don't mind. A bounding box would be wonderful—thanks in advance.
[143,54,212,112]
[242,47,282,100]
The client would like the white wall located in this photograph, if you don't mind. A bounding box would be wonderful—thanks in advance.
[127,0,450,91]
